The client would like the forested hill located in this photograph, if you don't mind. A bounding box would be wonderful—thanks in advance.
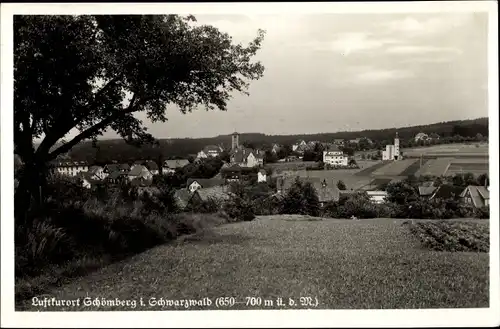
[64,117,488,163]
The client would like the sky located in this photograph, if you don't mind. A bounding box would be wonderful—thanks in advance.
[100,12,488,139]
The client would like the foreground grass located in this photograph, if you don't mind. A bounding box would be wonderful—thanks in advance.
[18,217,489,311]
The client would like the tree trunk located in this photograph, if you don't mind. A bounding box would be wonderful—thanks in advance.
[14,159,49,225]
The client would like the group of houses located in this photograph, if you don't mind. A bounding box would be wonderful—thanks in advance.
[417,181,490,208]
[49,158,190,189]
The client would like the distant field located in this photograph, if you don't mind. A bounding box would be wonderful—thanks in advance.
[403,143,489,158]
[20,217,489,311]
[372,159,418,176]
[355,161,388,176]
[267,161,317,172]
[400,158,430,176]
[445,163,489,176]
[416,158,451,176]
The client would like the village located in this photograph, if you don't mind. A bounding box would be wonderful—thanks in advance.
[43,130,490,213]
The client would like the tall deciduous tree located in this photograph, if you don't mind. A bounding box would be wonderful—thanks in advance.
[14,15,265,222]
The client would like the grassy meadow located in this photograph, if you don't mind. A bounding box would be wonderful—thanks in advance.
[19,216,489,311]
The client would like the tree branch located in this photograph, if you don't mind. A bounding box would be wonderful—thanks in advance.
[47,94,142,161]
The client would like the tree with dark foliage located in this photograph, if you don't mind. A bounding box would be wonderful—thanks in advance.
[14,15,265,223]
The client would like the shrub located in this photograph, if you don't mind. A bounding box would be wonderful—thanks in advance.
[475,206,489,219]
[280,178,320,216]
[223,196,255,222]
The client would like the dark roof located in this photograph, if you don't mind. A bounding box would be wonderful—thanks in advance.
[186,178,226,189]
[104,164,121,173]
[107,171,126,180]
[430,185,464,200]
[144,160,158,171]
[220,164,243,172]
[79,171,105,185]
[325,145,341,152]
[129,165,148,176]
[418,186,438,196]
[120,163,130,170]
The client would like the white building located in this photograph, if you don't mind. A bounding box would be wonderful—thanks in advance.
[366,191,388,204]
[382,133,401,161]
[323,146,348,166]
[51,161,89,177]
[257,169,267,183]
[414,132,429,142]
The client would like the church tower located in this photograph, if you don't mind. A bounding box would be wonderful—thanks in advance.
[394,132,400,160]
[231,132,240,151]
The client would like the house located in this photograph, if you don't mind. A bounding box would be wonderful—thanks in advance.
[460,185,489,208]
[257,169,267,183]
[163,159,190,174]
[144,160,159,175]
[87,165,107,180]
[292,140,307,152]
[271,143,282,154]
[103,164,121,174]
[220,164,243,182]
[382,133,401,161]
[197,145,223,159]
[120,163,131,172]
[51,161,89,177]
[105,170,128,185]
[246,151,264,168]
[414,132,429,142]
[322,145,348,166]
[174,189,202,210]
[429,185,465,200]
[366,191,388,204]
[186,177,226,193]
[418,186,438,198]
[78,171,105,189]
[128,165,153,181]
[230,148,264,167]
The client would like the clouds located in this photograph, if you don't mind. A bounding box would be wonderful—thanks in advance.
[380,14,473,37]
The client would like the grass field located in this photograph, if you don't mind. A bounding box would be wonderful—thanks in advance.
[402,143,489,158]
[355,161,388,176]
[416,158,452,176]
[372,159,418,176]
[19,216,489,311]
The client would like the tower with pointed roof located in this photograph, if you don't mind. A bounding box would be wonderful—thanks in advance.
[394,132,400,160]
[231,132,240,151]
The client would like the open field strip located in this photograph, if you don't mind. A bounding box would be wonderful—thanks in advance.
[372,159,418,176]
[416,158,452,176]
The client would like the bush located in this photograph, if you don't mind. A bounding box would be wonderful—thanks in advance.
[223,196,255,222]
[475,206,489,219]
[280,178,320,217]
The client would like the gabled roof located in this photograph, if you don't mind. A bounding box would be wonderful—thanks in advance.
[325,145,341,152]
[259,169,267,174]
[144,160,158,171]
[104,164,121,173]
[461,185,490,208]
[129,165,149,176]
[163,159,190,169]
[88,165,103,174]
[430,185,464,200]
[418,186,438,196]
[79,171,105,185]
[120,163,130,170]
[107,170,126,180]
[186,178,226,189]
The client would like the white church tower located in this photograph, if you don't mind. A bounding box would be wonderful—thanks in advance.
[394,132,400,160]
